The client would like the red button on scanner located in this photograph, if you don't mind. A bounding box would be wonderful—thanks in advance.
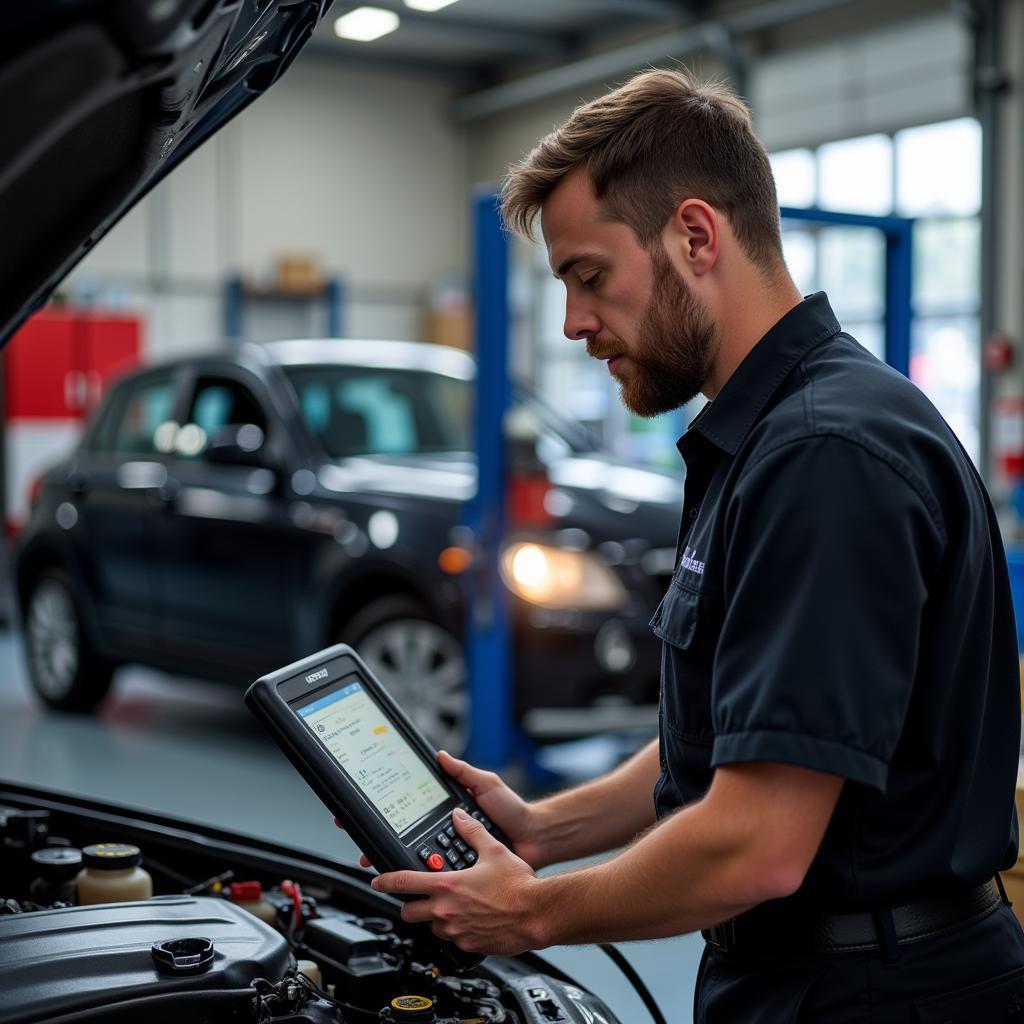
[426,853,445,871]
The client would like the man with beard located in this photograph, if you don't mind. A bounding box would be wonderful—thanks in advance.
[364,69,1024,1020]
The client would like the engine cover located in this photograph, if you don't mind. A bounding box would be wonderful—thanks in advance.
[0,894,291,1023]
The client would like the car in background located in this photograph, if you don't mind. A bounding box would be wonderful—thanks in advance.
[16,339,682,752]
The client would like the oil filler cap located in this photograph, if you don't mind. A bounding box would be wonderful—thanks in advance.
[151,937,215,975]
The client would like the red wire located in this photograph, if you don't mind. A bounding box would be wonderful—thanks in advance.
[281,879,304,931]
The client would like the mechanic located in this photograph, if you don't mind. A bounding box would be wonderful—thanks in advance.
[362,69,1024,1021]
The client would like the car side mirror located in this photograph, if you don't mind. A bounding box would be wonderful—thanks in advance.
[204,424,272,468]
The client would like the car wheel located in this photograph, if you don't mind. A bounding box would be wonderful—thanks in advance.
[341,596,468,754]
[24,568,114,712]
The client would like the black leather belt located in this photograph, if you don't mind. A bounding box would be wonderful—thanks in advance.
[701,879,1006,956]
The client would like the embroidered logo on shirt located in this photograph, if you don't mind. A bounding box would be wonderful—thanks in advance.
[680,546,705,576]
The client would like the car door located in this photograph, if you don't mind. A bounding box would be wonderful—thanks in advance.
[154,368,297,678]
[70,370,182,654]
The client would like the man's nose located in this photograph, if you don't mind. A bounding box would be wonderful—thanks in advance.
[564,303,601,341]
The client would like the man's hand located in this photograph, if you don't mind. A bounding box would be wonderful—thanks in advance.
[371,807,543,955]
[335,750,546,870]
[435,750,547,868]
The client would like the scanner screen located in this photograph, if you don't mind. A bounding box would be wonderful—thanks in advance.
[297,679,449,835]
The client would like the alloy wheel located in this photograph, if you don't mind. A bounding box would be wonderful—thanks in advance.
[27,579,80,701]
[356,618,468,753]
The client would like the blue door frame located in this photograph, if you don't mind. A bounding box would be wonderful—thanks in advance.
[463,199,916,770]
[779,206,914,378]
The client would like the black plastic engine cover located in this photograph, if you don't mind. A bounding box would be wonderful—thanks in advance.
[0,894,291,1023]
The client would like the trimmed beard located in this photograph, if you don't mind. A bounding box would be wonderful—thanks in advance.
[608,243,717,418]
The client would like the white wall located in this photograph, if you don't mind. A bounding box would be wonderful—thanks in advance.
[65,56,469,358]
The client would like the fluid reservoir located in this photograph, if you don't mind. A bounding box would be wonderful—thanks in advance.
[229,880,278,926]
[28,847,82,905]
[75,844,153,905]
[296,959,322,988]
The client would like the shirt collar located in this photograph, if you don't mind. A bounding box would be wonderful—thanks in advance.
[681,291,842,457]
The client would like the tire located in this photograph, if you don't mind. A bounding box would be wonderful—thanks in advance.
[339,595,468,754]
[23,567,114,712]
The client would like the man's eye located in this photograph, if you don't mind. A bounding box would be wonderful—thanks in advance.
[582,273,602,290]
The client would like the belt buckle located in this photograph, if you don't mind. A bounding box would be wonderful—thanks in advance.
[703,917,738,954]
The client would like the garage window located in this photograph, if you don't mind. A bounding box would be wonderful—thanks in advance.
[772,117,982,462]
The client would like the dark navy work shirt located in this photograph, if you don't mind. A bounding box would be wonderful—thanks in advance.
[651,292,1020,911]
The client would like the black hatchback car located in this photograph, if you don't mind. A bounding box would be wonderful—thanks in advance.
[16,338,682,751]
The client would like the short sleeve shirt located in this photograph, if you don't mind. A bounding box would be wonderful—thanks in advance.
[652,292,1020,911]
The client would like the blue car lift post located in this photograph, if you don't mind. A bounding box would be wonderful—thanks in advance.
[463,201,915,773]
[463,191,515,771]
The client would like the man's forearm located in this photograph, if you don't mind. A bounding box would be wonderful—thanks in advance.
[523,763,843,948]
[529,738,661,866]
[529,795,762,946]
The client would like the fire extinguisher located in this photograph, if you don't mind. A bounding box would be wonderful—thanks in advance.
[994,396,1024,480]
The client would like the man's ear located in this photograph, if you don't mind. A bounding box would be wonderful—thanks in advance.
[665,199,719,276]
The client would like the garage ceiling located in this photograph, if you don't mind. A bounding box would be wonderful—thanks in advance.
[308,0,708,79]
[305,0,928,117]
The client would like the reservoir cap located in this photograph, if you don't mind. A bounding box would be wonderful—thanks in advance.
[389,995,434,1018]
[82,843,141,869]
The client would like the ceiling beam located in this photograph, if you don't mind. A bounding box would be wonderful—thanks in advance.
[450,0,864,122]
[580,0,689,16]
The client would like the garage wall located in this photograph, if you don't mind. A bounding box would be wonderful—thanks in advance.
[64,57,469,358]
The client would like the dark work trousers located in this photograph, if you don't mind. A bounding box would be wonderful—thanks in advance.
[693,904,1024,1023]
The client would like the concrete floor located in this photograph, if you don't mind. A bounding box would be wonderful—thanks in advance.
[0,626,703,1022]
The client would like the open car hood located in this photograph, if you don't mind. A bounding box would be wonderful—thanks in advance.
[0,781,626,1024]
[0,0,333,346]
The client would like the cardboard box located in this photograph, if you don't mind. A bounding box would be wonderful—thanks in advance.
[425,308,472,350]
[1000,765,1024,924]
[274,254,323,294]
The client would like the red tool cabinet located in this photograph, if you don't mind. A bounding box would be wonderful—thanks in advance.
[4,308,142,531]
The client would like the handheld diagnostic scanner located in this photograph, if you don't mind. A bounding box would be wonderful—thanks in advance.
[244,644,508,971]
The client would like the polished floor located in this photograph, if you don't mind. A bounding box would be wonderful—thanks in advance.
[0,627,702,1022]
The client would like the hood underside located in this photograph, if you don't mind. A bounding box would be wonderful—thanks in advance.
[0,0,332,347]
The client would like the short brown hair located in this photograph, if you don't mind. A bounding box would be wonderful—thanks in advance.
[500,67,783,273]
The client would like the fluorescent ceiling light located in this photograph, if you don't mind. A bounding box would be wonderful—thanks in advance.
[334,7,400,41]
[404,0,460,10]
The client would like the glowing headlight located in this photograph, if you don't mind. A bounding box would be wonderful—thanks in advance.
[500,543,627,610]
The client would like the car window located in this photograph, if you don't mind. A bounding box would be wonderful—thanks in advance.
[189,378,267,434]
[100,376,177,455]
[283,366,470,458]
[282,365,597,461]
[177,376,268,458]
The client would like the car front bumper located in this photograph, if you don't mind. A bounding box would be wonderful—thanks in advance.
[512,604,662,739]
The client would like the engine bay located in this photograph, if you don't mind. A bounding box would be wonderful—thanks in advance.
[0,788,622,1024]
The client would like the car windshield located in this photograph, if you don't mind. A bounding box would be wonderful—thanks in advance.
[282,364,598,460]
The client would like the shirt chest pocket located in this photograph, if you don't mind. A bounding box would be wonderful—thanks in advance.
[650,581,719,744]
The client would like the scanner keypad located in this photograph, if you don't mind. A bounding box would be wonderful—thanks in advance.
[416,805,492,871]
